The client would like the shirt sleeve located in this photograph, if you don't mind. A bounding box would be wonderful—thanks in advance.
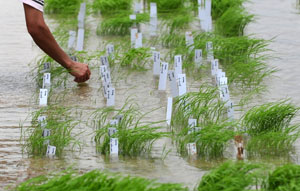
[20,0,44,12]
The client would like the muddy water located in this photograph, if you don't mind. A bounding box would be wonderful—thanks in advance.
[1,0,300,190]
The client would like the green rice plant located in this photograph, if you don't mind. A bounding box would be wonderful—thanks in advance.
[176,122,235,158]
[160,33,185,48]
[194,33,275,90]
[197,161,265,191]
[90,102,170,157]
[211,0,246,20]
[242,101,299,136]
[14,169,188,191]
[148,0,186,12]
[171,84,228,132]
[20,105,81,157]
[266,164,300,191]
[118,47,152,71]
[215,7,254,37]
[45,0,83,15]
[161,12,195,34]
[97,13,149,36]
[92,0,132,15]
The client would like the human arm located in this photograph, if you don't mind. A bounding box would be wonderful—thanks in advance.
[23,4,91,83]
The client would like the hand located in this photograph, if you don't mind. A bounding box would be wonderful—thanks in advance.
[68,61,91,83]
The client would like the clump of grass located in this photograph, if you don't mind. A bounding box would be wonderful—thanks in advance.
[266,164,300,191]
[90,102,170,157]
[243,100,300,157]
[211,0,246,20]
[194,33,275,90]
[176,122,235,158]
[92,0,132,15]
[197,161,264,191]
[243,101,299,135]
[14,169,188,191]
[172,84,228,132]
[118,47,152,71]
[160,33,186,49]
[149,0,186,12]
[215,7,254,37]
[20,105,81,157]
[97,13,149,36]
[45,0,83,15]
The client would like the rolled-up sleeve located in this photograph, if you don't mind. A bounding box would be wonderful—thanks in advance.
[20,0,44,12]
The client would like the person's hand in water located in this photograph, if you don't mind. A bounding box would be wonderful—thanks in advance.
[68,61,91,83]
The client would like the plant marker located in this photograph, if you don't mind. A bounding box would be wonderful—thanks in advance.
[177,74,187,96]
[134,2,142,13]
[39,89,48,106]
[76,28,84,51]
[68,31,76,50]
[107,87,115,107]
[42,62,51,73]
[168,70,178,97]
[135,33,143,49]
[185,32,194,52]
[106,44,115,60]
[206,42,214,61]
[42,73,51,91]
[158,62,169,90]
[131,28,138,47]
[150,17,158,36]
[174,55,183,77]
[153,51,161,76]
[108,128,117,137]
[110,119,118,126]
[187,143,197,155]
[150,3,157,18]
[226,100,234,120]
[77,3,86,29]
[46,145,56,156]
[38,116,47,128]
[188,119,197,127]
[211,59,219,76]
[166,97,173,126]
[195,49,203,67]
[115,115,123,123]
[42,129,51,137]
[110,138,118,155]
[100,56,109,67]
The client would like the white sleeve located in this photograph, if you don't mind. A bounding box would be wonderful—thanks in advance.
[20,0,44,12]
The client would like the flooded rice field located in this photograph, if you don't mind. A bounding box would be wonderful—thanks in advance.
[1,0,300,190]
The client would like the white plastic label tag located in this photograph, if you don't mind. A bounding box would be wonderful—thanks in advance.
[110,138,118,155]
[188,119,197,127]
[100,56,109,67]
[150,3,157,17]
[168,70,178,97]
[150,17,157,36]
[102,83,110,98]
[131,28,138,47]
[135,33,143,49]
[107,87,115,107]
[39,89,48,106]
[46,145,56,156]
[153,51,161,76]
[115,115,123,124]
[166,97,173,126]
[211,59,219,76]
[206,42,214,61]
[187,143,197,155]
[130,14,136,20]
[68,30,76,50]
[76,28,84,51]
[185,32,194,51]
[43,73,51,89]
[195,49,202,66]
[42,129,51,137]
[226,101,234,120]
[106,44,115,59]
[38,116,47,128]
[174,55,182,77]
[42,62,51,73]
[108,128,117,137]
[219,85,230,102]
[110,119,118,126]
[158,62,169,90]
[178,74,187,96]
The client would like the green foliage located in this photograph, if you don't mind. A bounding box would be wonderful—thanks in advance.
[215,7,254,37]
[118,47,152,71]
[149,0,186,12]
[90,102,170,157]
[243,101,299,136]
[194,33,274,90]
[267,164,300,191]
[93,0,132,15]
[97,13,149,36]
[197,161,264,191]
[14,170,188,191]
[20,105,81,157]
[160,33,186,48]
[211,0,246,20]
[45,0,83,15]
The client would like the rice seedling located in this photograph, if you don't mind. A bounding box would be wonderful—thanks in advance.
[242,100,300,157]
[211,0,246,20]
[97,13,149,36]
[160,33,186,48]
[242,100,299,136]
[175,122,236,158]
[45,0,83,15]
[20,105,82,157]
[215,7,254,37]
[266,164,300,191]
[171,84,228,132]
[118,47,152,71]
[193,33,275,90]
[92,0,132,15]
[14,169,188,191]
[90,102,170,157]
[148,0,186,13]
[197,161,265,191]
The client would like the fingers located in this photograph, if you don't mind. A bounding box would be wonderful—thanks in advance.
[74,65,91,83]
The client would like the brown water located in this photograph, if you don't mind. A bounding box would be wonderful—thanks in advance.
[1,0,300,190]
